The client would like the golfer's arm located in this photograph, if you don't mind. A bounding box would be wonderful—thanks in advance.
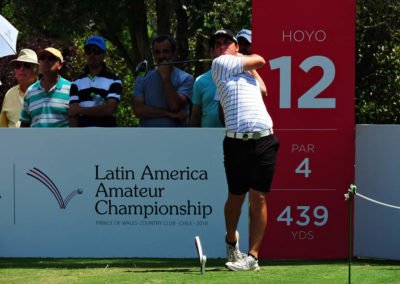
[218,103,225,126]
[242,54,265,71]
[249,69,267,97]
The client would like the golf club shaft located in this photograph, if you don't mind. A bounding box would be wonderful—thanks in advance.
[152,58,213,67]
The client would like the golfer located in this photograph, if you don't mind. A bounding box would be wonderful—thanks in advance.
[210,29,279,271]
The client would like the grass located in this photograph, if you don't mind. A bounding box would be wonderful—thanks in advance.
[0,257,400,284]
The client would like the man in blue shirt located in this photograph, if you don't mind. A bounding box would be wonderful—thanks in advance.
[133,35,194,127]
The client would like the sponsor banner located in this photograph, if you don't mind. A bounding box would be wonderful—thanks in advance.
[253,0,355,258]
[0,128,248,258]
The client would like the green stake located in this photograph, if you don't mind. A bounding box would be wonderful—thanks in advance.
[347,184,357,284]
[348,188,352,284]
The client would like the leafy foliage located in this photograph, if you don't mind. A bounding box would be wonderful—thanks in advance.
[2,2,400,124]
[356,0,400,123]
[0,0,252,127]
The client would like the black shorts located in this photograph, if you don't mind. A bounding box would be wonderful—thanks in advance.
[223,134,279,195]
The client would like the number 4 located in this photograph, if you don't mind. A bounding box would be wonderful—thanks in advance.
[277,206,293,226]
[295,157,311,178]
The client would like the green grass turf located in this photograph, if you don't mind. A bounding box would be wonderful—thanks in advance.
[1,257,400,284]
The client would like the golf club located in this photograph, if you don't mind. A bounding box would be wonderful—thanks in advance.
[135,58,213,77]
[195,236,207,274]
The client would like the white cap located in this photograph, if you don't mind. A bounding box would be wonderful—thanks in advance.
[236,29,251,44]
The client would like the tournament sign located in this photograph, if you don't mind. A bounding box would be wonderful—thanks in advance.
[253,0,355,258]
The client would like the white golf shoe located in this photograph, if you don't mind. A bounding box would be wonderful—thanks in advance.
[225,231,244,262]
[225,254,260,271]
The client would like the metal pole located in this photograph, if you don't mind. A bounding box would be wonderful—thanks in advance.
[348,190,352,284]
[347,184,356,284]
[152,58,213,67]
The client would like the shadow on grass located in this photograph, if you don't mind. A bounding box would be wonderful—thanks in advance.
[124,267,224,274]
[1,257,399,270]
[0,257,226,270]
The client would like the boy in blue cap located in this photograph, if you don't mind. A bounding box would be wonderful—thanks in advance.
[69,36,123,127]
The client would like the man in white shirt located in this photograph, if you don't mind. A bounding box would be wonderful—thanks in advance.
[211,29,279,271]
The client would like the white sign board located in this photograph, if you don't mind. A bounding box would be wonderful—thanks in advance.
[0,128,249,258]
[355,125,400,260]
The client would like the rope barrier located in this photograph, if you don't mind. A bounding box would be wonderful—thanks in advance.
[355,192,400,210]
[345,184,400,210]
[345,183,400,284]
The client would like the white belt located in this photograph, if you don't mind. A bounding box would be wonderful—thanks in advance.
[226,129,273,141]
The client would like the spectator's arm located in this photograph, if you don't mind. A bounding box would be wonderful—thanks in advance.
[132,96,186,121]
[69,98,119,117]
[190,104,202,127]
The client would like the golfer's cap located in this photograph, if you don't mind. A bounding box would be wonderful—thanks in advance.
[39,47,64,63]
[85,35,106,52]
[236,29,252,44]
[11,49,39,66]
[210,29,238,48]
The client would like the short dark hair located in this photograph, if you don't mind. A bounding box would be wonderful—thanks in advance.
[152,34,177,52]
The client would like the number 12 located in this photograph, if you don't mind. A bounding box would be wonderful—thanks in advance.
[269,56,336,109]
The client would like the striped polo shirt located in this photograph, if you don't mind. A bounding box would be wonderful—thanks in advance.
[211,54,273,133]
[20,76,71,127]
[69,65,122,127]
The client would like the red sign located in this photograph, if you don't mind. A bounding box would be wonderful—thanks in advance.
[253,0,355,258]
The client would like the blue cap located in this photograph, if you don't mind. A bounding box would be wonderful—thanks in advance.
[85,36,106,51]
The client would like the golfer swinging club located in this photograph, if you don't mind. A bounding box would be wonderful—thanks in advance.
[210,29,279,271]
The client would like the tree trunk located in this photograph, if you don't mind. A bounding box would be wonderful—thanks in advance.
[127,0,152,68]
[156,0,174,35]
[194,32,212,78]
[174,1,189,71]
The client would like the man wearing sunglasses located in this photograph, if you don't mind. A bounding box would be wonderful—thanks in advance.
[20,47,71,127]
[68,36,122,127]
[0,49,39,127]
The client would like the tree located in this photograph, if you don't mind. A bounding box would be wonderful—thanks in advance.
[356,0,400,123]
[0,0,252,126]
[1,0,251,75]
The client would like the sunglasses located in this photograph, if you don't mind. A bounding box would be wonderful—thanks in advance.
[84,48,103,55]
[14,62,33,69]
[39,55,59,62]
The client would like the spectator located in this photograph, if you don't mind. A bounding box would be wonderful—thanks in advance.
[189,36,224,128]
[69,36,122,127]
[133,34,194,127]
[236,29,252,55]
[0,49,39,127]
[20,47,70,127]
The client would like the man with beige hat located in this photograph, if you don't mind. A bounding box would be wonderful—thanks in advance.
[20,47,71,127]
[0,49,39,127]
